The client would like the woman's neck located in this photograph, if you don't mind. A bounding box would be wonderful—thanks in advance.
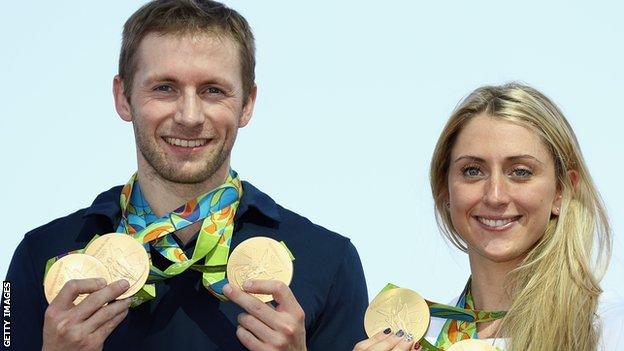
[468,252,519,312]
[468,251,523,338]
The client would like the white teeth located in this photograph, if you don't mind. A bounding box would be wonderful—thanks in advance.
[165,137,207,148]
[477,217,517,228]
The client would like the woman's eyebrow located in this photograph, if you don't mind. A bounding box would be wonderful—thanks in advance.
[452,154,545,165]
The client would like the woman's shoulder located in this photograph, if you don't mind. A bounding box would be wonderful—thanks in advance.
[597,291,624,350]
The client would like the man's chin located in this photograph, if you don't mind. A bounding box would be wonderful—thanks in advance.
[157,169,215,184]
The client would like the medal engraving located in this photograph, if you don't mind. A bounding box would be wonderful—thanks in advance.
[364,288,430,342]
[227,237,293,302]
[85,233,150,300]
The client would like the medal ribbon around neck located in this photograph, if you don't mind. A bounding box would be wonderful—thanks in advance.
[429,278,505,350]
[116,169,242,302]
[374,281,505,351]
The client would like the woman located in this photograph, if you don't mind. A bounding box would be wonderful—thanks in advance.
[355,83,619,350]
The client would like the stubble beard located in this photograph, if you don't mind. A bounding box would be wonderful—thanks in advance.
[133,120,236,185]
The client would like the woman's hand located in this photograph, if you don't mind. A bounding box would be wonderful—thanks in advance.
[353,328,420,351]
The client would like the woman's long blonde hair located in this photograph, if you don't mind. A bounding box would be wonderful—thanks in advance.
[429,83,611,350]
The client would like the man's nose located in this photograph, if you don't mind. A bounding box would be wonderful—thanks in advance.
[483,173,510,208]
[173,91,204,127]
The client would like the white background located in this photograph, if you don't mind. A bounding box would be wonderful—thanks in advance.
[1,1,622,304]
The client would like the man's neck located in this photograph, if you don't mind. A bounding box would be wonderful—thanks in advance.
[135,163,230,246]
[136,164,229,217]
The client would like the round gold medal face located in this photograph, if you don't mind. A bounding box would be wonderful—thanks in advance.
[227,236,293,303]
[44,253,111,304]
[447,339,498,351]
[364,288,430,341]
[84,233,150,300]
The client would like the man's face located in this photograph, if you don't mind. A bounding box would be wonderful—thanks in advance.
[115,32,255,184]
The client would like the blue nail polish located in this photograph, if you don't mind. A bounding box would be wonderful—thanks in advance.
[395,329,405,337]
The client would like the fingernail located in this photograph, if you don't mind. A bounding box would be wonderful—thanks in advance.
[117,279,129,289]
[383,327,392,335]
[223,284,232,294]
[124,298,132,307]
[242,281,252,290]
[395,329,404,337]
[404,333,414,342]
[97,278,107,288]
[414,342,422,350]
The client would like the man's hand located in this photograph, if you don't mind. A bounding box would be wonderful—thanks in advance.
[223,280,306,351]
[42,278,131,351]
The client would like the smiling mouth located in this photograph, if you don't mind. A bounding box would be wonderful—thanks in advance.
[164,137,208,148]
[475,216,522,229]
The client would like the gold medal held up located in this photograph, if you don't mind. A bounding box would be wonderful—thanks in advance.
[44,254,112,305]
[226,236,293,303]
[84,233,150,300]
[364,287,430,342]
[44,233,150,304]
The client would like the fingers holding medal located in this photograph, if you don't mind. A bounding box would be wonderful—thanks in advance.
[44,233,150,304]
[84,233,150,299]
[226,236,293,302]
[224,237,306,351]
[353,288,430,350]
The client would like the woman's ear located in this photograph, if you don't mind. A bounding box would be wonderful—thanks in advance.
[568,169,580,192]
[552,170,580,216]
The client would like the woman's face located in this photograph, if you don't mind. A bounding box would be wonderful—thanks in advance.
[447,114,561,264]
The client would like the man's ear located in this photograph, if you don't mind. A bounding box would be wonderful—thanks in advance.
[238,84,257,128]
[113,75,132,122]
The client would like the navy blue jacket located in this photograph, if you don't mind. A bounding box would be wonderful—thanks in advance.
[3,181,368,350]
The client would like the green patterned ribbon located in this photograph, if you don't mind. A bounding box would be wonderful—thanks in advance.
[45,170,243,306]
[115,169,242,303]
[375,281,506,351]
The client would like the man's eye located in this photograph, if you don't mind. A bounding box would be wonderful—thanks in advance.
[511,168,533,178]
[206,87,222,94]
[154,85,171,92]
[462,166,482,178]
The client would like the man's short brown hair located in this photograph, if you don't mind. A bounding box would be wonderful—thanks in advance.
[119,0,255,101]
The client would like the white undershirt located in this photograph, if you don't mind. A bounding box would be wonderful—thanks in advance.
[423,290,624,350]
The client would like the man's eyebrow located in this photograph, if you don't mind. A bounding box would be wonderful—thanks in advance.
[453,154,545,165]
[143,75,234,89]
[144,74,178,84]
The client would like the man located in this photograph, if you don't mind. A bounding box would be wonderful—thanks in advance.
[2,1,368,350]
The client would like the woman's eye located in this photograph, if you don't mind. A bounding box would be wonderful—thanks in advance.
[462,166,482,178]
[511,168,533,178]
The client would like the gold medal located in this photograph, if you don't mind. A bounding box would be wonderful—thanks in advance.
[84,233,150,300]
[364,288,430,341]
[44,253,111,304]
[447,339,498,351]
[226,236,293,302]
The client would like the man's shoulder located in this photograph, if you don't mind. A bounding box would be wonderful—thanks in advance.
[275,202,351,246]
[22,185,123,256]
[241,180,353,249]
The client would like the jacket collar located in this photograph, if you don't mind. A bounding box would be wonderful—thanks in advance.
[82,180,281,225]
